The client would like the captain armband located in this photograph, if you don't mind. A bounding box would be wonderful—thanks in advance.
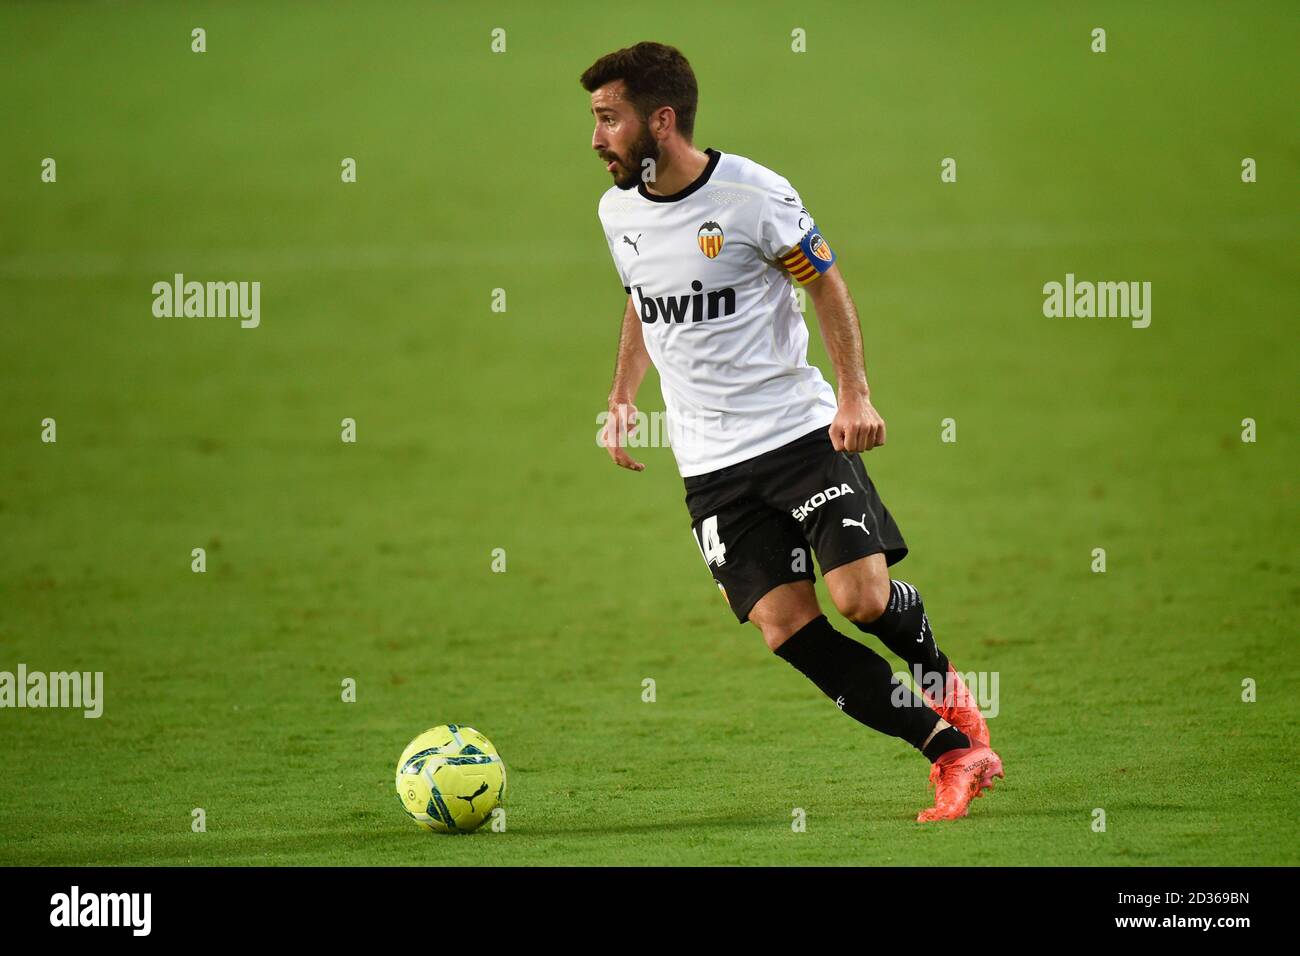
[778,228,836,285]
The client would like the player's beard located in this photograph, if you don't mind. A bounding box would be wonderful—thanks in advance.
[607,124,660,191]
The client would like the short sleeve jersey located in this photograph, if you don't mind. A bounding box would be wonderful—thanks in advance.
[597,148,839,477]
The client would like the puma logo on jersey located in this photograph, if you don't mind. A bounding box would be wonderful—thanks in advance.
[635,281,736,324]
[623,234,642,255]
[791,483,855,522]
[842,514,870,534]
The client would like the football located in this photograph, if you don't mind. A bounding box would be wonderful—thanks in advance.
[394,724,506,833]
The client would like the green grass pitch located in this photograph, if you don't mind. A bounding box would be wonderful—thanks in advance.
[1,0,1296,865]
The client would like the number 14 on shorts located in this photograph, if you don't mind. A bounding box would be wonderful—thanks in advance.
[692,515,727,567]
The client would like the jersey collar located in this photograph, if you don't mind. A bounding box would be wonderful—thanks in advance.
[638,147,721,203]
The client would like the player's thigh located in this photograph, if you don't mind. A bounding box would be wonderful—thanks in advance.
[763,431,909,593]
[686,491,815,630]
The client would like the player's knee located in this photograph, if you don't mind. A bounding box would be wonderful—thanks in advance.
[758,620,799,653]
[747,581,822,653]
[753,609,820,653]
[835,583,889,626]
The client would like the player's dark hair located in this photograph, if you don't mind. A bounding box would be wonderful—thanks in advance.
[580,41,698,139]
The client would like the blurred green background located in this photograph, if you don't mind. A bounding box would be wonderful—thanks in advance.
[0,1,1295,864]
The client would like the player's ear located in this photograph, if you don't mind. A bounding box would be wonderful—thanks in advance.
[651,105,675,139]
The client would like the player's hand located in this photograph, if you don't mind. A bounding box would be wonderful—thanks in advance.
[600,401,646,471]
[829,393,886,453]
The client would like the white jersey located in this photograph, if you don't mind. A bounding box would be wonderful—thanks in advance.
[597,148,840,477]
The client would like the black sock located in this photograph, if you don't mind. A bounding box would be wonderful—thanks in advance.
[854,580,950,699]
[775,615,966,757]
[921,725,971,762]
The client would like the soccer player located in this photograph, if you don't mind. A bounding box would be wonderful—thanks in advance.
[582,42,1004,821]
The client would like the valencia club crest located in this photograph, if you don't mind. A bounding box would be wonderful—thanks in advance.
[697,221,724,259]
[808,232,833,262]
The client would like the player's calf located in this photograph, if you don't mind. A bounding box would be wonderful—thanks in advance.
[830,569,951,686]
[749,575,992,818]
[833,571,990,749]
[771,614,972,760]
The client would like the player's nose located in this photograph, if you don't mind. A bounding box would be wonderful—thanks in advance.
[591,125,606,151]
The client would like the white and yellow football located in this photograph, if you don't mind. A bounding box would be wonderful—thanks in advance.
[395,725,506,833]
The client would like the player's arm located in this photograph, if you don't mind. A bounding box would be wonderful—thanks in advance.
[805,264,886,454]
[601,294,650,471]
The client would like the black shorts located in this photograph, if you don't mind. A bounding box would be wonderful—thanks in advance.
[684,426,908,623]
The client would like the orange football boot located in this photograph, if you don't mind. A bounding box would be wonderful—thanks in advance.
[921,664,998,785]
[917,744,1004,822]
[922,663,989,749]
